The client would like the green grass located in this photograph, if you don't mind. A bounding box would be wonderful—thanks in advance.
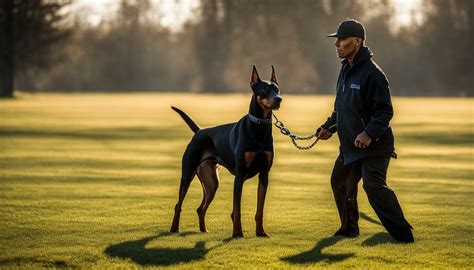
[0,93,473,269]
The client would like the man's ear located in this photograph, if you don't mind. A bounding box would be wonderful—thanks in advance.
[250,65,260,89]
[270,65,278,85]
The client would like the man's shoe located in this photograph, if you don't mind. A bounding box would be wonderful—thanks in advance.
[334,227,359,238]
[334,228,346,236]
[346,227,360,238]
[391,229,414,243]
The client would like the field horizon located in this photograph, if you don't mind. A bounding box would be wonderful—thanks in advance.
[1,93,472,269]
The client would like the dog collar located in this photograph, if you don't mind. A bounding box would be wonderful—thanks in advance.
[248,113,273,125]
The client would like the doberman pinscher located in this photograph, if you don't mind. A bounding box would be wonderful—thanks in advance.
[170,66,282,238]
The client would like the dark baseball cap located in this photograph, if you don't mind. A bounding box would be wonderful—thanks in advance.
[327,19,365,39]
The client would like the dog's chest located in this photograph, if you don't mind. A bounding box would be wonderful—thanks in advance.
[244,151,273,176]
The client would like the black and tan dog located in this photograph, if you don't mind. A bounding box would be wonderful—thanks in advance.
[170,66,282,238]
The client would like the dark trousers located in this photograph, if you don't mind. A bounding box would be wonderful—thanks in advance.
[331,154,414,242]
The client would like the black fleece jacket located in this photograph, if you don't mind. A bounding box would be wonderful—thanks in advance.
[322,46,395,165]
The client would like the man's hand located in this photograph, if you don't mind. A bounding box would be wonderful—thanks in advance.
[316,127,333,140]
[354,131,372,148]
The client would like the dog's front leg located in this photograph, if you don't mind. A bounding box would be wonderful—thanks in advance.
[231,174,245,238]
[255,172,269,237]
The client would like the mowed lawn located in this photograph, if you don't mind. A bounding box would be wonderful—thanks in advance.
[0,93,472,269]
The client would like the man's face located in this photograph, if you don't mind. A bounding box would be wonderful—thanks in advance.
[334,37,361,59]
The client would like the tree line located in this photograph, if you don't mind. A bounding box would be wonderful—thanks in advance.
[1,0,472,97]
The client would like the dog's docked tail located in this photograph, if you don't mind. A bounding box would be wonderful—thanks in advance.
[171,106,200,133]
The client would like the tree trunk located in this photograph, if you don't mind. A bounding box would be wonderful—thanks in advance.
[0,0,14,98]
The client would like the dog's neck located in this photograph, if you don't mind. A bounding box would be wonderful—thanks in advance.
[247,94,272,139]
[249,94,272,120]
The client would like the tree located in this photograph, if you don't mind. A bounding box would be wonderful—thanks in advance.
[192,0,233,91]
[0,0,70,98]
[417,0,473,96]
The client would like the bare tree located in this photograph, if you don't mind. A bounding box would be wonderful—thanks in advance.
[19,0,472,96]
[192,0,234,91]
[418,0,473,95]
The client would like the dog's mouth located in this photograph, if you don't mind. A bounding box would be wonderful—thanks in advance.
[270,99,282,110]
[263,102,280,111]
[258,96,282,111]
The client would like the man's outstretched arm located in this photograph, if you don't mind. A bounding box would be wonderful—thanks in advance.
[317,102,337,140]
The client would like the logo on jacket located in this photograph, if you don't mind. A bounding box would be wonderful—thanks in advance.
[350,83,361,90]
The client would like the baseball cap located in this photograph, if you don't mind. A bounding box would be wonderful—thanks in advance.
[327,19,366,39]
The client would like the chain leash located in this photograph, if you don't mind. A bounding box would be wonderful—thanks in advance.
[272,114,320,150]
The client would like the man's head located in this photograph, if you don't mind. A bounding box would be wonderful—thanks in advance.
[327,19,365,60]
[334,36,364,59]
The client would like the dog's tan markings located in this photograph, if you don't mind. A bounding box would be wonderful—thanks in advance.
[256,96,272,118]
[244,152,256,168]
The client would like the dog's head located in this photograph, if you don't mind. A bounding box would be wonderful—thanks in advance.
[250,65,282,111]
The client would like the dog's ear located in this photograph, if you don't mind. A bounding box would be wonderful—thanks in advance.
[250,65,261,89]
[270,65,278,85]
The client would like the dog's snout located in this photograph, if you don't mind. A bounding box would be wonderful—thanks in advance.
[274,96,282,103]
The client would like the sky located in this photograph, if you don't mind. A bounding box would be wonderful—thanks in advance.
[71,0,199,31]
[391,0,424,26]
[71,0,423,31]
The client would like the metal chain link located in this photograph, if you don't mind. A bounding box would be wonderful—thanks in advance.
[272,114,320,150]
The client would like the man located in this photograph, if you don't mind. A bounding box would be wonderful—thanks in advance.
[317,19,414,242]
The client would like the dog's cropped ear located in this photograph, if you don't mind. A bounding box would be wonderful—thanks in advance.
[250,65,261,89]
[270,65,278,85]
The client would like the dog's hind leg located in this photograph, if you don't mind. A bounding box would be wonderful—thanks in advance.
[196,159,219,233]
[170,145,201,233]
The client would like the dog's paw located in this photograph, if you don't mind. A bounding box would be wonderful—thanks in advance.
[256,231,269,238]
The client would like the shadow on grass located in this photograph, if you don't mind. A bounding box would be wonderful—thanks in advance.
[0,127,185,141]
[361,232,397,246]
[105,231,226,266]
[0,258,71,268]
[397,132,473,146]
[281,236,354,265]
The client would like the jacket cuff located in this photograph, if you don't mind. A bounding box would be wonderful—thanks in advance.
[321,122,332,130]
[364,128,376,139]
[365,125,385,140]
[322,123,337,133]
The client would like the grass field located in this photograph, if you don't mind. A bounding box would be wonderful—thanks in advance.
[0,93,473,269]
